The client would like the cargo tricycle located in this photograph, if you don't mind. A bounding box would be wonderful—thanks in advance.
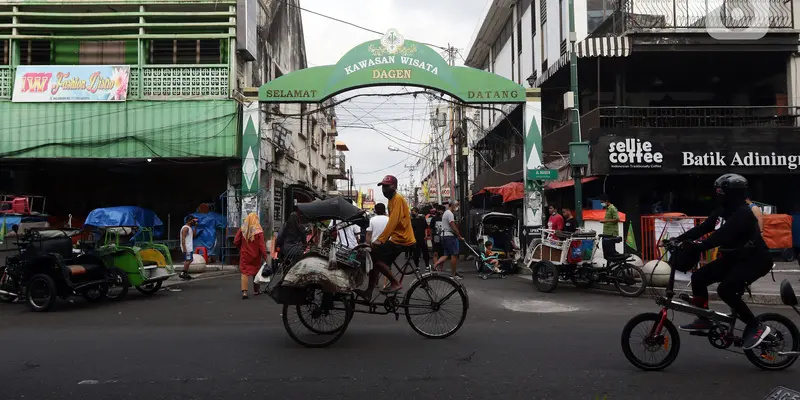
[528,229,647,297]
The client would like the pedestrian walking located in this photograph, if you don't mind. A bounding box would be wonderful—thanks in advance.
[179,216,199,281]
[429,204,444,262]
[410,207,431,270]
[234,213,268,299]
[432,201,464,279]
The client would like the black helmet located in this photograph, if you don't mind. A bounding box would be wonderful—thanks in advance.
[714,173,748,192]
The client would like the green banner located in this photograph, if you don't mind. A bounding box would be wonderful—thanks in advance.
[241,103,260,195]
[259,29,525,104]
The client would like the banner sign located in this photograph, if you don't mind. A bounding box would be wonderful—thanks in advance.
[12,65,130,102]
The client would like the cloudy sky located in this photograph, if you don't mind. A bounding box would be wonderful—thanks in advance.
[299,0,489,203]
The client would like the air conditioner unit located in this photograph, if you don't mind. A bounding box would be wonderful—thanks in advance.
[436,111,448,128]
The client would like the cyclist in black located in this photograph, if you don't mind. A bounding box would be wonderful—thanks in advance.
[674,173,773,350]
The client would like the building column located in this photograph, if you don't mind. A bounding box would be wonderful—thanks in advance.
[241,102,261,223]
[523,88,544,246]
[787,53,800,110]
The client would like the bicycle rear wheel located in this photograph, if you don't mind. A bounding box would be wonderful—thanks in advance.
[621,312,681,371]
[403,275,467,339]
[282,287,353,348]
[745,313,800,371]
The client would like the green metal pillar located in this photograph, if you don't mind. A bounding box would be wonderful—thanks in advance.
[567,0,587,227]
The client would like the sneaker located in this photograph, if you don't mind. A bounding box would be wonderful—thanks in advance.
[453,273,463,280]
[743,323,772,350]
[679,317,713,332]
[179,272,194,281]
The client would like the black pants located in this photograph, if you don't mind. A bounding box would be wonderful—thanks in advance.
[410,240,430,267]
[691,250,772,325]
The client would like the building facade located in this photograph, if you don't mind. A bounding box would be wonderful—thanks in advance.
[417,102,455,205]
[0,0,341,253]
[464,0,800,248]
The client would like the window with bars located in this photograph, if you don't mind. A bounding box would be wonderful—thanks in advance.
[517,23,523,55]
[148,39,223,64]
[19,40,51,65]
[531,1,537,36]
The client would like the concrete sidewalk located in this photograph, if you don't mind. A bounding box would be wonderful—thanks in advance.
[515,266,800,305]
[163,264,239,288]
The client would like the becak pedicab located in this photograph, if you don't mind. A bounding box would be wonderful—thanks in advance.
[83,207,176,296]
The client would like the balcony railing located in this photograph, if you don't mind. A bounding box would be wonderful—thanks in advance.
[598,106,800,128]
[618,0,794,30]
[542,106,800,156]
[327,153,347,178]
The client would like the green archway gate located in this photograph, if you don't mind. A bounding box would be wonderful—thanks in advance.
[246,29,549,246]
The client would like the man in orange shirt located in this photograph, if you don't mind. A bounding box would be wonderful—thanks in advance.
[358,175,415,299]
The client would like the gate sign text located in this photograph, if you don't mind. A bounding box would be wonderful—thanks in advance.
[608,138,663,169]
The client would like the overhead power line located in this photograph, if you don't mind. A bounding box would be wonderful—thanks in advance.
[286,0,450,51]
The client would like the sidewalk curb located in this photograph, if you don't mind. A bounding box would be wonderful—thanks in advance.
[163,269,239,287]
[514,275,784,305]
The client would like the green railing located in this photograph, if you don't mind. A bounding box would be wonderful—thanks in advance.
[0,66,10,99]
[137,65,229,98]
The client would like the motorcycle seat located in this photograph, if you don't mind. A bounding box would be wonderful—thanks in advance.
[65,264,104,276]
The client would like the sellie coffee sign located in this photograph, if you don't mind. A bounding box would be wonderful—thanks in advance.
[608,139,663,169]
[607,138,800,171]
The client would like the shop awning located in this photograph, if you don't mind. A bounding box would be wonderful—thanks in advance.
[545,176,599,190]
[534,36,631,87]
[474,181,523,203]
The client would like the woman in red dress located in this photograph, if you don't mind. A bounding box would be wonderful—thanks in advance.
[234,213,267,299]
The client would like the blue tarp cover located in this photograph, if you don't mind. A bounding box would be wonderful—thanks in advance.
[1,215,48,231]
[190,212,225,256]
[84,206,165,238]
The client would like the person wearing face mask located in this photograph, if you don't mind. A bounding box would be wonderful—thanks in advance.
[672,174,773,350]
[356,175,415,298]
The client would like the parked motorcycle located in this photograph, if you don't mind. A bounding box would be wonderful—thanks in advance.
[0,225,129,312]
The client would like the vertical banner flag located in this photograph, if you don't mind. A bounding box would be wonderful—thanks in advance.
[625,221,637,251]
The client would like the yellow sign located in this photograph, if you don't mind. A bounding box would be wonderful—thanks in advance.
[372,69,412,79]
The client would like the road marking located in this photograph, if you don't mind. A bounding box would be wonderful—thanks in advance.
[773,269,800,273]
[501,299,579,313]
[77,380,100,385]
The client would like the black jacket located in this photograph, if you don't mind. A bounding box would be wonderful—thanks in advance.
[411,215,428,241]
[676,204,767,253]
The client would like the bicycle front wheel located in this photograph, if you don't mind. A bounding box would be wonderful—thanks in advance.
[403,275,467,339]
[621,312,681,371]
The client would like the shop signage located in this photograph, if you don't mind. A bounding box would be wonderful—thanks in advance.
[683,151,800,170]
[592,131,800,174]
[12,65,130,102]
[608,138,663,169]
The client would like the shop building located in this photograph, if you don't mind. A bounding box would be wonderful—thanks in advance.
[418,102,456,205]
[528,0,799,244]
[0,0,339,250]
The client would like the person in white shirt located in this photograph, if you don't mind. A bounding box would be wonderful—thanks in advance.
[366,203,389,244]
[328,200,362,250]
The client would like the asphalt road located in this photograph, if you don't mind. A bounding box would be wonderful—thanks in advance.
[1,267,799,400]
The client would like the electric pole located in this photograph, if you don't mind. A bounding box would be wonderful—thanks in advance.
[404,164,416,206]
[568,0,584,227]
[446,45,458,207]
